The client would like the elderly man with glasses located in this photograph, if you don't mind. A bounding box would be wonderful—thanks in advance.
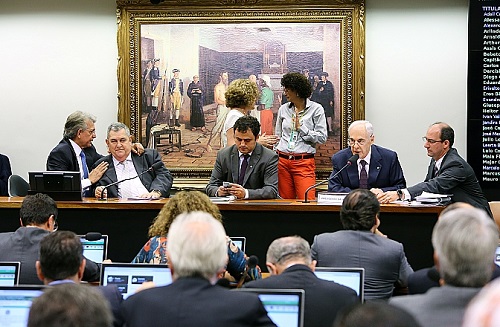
[379,122,492,217]
[328,120,406,200]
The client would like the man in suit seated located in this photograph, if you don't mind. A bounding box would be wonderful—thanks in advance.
[93,122,173,199]
[0,153,12,196]
[389,206,498,327]
[311,189,413,300]
[206,115,278,199]
[0,193,99,284]
[244,236,358,327]
[328,120,406,199]
[120,212,276,327]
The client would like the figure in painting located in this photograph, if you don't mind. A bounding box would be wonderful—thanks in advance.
[317,72,335,136]
[142,60,153,114]
[187,75,205,132]
[259,75,274,136]
[206,71,229,151]
[169,68,184,127]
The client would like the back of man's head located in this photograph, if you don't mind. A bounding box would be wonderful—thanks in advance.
[20,193,58,227]
[167,211,227,280]
[38,231,83,282]
[432,207,498,287]
[266,236,312,267]
[333,301,421,327]
[340,189,379,231]
[28,283,112,327]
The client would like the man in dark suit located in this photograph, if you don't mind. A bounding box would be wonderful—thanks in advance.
[380,122,492,216]
[0,193,99,284]
[93,122,172,199]
[389,206,498,327]
[35,230,123,327]
[121,212,276,327]
[0,153,12,196]
[328,120,406,197]
[244,236,358,327]
[206,115,278,199]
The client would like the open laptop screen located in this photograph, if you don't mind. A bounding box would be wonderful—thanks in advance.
[495,243,500,266]
[100,263,172,299]
[229,237,246,253]
[0,262,20,286]
[0,286,45,327]
[314,267,364,302]
[78,235,108,263]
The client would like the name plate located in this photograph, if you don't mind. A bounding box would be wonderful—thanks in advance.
[317,192,348,204]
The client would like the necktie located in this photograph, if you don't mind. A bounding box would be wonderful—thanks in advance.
[119,161,132,199]
[433,164,438,178]
[79,151,89,179]
[359,160,368,189]
[238,154,250,185]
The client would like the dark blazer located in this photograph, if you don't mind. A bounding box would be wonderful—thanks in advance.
[0,227,100,284]
[311,230,413,301]
[46,139,102,172]
[206,143,278,199]
[407,148,492,216]
[120,277,276,327]
[328,145,406,193]
[99,284,124,327]
[244,264,358,327]
[91,148,173,198]
[0,153,12,196]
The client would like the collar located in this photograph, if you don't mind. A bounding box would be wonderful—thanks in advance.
[112,153,132,166]
[358,149,372,166]
[238,151,253,158]
[435,156,444,171]
[69,139,83,157]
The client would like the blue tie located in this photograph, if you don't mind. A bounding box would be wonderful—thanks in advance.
[80,151,89,179]
[359,160,368,189]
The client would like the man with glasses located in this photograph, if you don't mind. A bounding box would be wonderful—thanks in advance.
[380,122,492,217]
[328,120,406,198]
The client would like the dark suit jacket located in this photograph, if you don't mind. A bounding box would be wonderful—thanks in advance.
[311,230,413,301]
[92,148,173,198]
[206,143,278,199]
[244,264,358,327]
[120,277,276,327]
[407,148,492,216]
[328,145,406,193]
[0,153,12,196]
[46,139,102,172]
[0,227,100,284]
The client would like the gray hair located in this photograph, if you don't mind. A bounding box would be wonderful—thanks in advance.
[106,122,130,139]
[167,211,227,280]
[432,207,498,287]
[348,120,374,138]
[63,111,96,140]
[28,283,113,327]
[266,236,312,265]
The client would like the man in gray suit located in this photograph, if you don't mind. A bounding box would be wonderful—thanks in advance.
[206,115,278,199]
[311,189,413,300]
[389,206,498,327]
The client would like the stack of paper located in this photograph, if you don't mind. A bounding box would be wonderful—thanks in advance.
[209,196,236,203]
[415,192,452,204]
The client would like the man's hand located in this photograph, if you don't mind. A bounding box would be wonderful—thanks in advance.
[132,143,145,156]
[379,191,399,204]
[226,184,246,199]
[89,162,109,184]
[95,186,107,199]
[217,185,230,197]
[139,190,162,199]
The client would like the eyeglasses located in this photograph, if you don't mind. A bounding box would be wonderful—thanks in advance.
[422,137,443,144]
[348,138,368,146]
[87,129,96,135]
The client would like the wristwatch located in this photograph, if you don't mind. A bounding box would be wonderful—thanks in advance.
[397,189,403,201]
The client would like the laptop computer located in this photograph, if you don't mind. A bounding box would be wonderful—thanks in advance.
[100,263,172,299]
[229,236,246,253]
[0,262,20,286]
[236,288,305,327]
[78,234,108,263]
[0,285,45,327]
[495,243,500,266]
[314,267,365,302]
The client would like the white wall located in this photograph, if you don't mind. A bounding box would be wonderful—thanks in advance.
[0,0,468,186]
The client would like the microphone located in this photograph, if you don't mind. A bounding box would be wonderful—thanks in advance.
[84,232,102,241]
[303,154,359,203]
[98,161,164,200]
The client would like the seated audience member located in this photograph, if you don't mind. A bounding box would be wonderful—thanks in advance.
[244,236,358,327]
[462,278,500,327]
[132,191,247,280]
[389,207,498,327]
[93,122,173,199]
[0,193,99,284]
[0,153,12,196]
[206,115,279,199]
[311,189,413,300]
[121,212,276,327]
[328,120,406,197]
[28,283,113,327]
[36,231,123,327]
[333,301,422,327]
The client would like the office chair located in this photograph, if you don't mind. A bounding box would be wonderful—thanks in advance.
[7,175,29,197]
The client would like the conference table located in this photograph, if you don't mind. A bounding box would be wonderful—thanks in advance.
[0,197,443,270]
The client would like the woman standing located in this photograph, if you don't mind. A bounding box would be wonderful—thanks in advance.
[275,72,327,200]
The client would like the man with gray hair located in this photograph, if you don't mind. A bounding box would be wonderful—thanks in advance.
[121,212,276,327]
[93,122,172,199]
[389,207,498,327]
[244,236,358,327]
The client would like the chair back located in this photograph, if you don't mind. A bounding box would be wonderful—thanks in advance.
[8,175,29,197]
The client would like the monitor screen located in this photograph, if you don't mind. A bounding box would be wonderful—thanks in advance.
[495,244,500,266]
[0,286,45,327]
[28,171,82,201]
[0,262,20,286]
[229,237,246,253]
[314,267,364,302]
[78,235,108,264]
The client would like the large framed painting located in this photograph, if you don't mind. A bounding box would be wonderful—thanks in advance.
[116,0,365,186]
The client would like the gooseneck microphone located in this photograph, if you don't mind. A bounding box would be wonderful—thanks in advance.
[303,154,359,203]
[98,161,164,200]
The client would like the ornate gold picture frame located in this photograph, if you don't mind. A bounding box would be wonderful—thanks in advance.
[116,0,365,184]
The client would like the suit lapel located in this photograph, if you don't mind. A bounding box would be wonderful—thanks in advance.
[230,146,239,183]
[243,144,261,186]
[369,145,382,185]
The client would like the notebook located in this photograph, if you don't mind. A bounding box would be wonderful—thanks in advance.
[236,289,305,327]
[0,262,20,286]
[229,236,246,253]
[314,267,364,302]
[100,263,172,299]
[78,234,108,263]
[0,286,45,327]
